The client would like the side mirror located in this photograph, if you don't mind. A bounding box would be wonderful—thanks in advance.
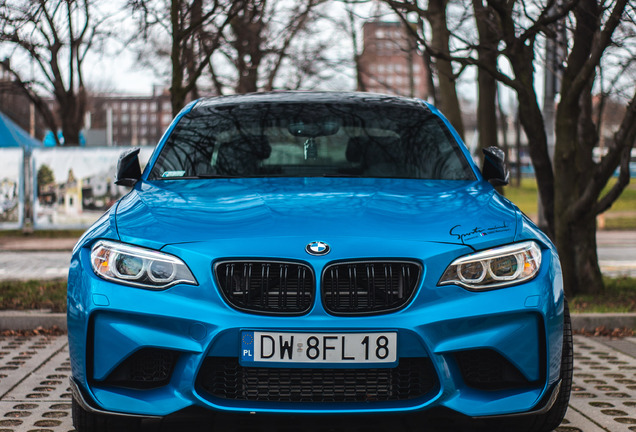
[481,146,509,186]
[115,148,142,187]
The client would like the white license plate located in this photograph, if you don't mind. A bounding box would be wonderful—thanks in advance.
[240,331,397,364]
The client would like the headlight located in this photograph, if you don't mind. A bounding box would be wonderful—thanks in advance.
[90,240,197,289]
[438,241,542,290]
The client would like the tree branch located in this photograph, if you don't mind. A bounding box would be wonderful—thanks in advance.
[566,0,629,104]
[265,0,322,90]
[569,90,636,217]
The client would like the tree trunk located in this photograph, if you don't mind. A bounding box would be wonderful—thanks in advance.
[237,67,260,93]
[555,208,603,297]
[171,86,188,117]
[554,86,603,297]
[56,89,84,146]
[170,0,185,116]
[476,70,497,149]
[506,43,555,238]
[61,116,81,146]
[187,0,203,101]
[231,1,265,94]
[552,0,606,296]
[427,0,464,139]
[516,83,555,238]
[473,0,498,153]
[422,49,437,104]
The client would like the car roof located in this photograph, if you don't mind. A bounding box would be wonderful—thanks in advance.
[192,91,427,111]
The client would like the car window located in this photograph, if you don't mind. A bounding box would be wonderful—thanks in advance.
[149,102,475,180]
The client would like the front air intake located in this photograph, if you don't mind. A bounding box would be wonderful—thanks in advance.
[102,348,177,389]
[455,349,534,390]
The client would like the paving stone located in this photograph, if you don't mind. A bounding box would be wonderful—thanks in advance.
[2,349,72,402]
[557,407,607,432]
[569,335,636,432]
[0,335,72,432]
[0,336,68,400]
[596,337,636,359]
[0,335,633,431]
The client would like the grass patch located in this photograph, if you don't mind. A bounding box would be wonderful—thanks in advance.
[504,178,636,229]
[603,217,636,230]
[0,229,84,239]
[504,178,539,215]
[569,276,636,313]
[602,179,636,212]
[0,279,67,313]
[0,276,634,314]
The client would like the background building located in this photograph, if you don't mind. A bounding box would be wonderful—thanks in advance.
[358,21,429,99]
[78,87,174,147]
[0,59,48,140]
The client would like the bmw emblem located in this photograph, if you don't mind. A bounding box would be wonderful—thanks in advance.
[306,241,330,256]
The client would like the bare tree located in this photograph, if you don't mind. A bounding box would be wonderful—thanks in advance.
[552,0,636,296]
[464,0,636,296]
[385,0,465,139]
[129,0,244,116]
[391,0,636,296]
[211,0,328,94]
[0,0,104,145]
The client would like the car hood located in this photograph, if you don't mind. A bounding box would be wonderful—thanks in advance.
[115,178,520,250]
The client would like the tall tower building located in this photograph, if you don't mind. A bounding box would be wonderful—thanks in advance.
[358,21,429,99]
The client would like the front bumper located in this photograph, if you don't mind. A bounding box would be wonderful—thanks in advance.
[67,243,564,418]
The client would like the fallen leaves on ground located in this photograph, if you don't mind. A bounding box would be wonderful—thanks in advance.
[574,326,634,338]
[0,325,66,336]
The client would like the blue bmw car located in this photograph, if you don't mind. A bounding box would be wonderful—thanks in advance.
[68,92,572,432]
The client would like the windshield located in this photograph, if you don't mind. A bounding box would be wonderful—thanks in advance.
[149,102,475,181]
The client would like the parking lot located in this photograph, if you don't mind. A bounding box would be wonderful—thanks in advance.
[0,335,632,431]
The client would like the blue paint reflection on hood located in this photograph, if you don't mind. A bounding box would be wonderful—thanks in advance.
[115,178,519,250]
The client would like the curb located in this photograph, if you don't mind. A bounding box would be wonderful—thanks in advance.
[0,311,634,333]
[0,238,77,252]
[571,313,636,331]
[0,310,66,331]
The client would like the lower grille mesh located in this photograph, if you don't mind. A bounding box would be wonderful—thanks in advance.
[196,357,437,402]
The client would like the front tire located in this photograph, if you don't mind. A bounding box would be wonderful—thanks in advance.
[537,298,574,430]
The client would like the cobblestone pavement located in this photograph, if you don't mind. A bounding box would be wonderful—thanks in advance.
[0,335,634,431]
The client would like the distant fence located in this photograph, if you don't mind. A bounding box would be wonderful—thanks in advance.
[0,147,154,230]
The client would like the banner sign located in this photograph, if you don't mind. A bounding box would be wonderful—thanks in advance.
[32,147,154,229]
[0,148,24,229]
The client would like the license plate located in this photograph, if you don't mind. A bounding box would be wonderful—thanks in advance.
[241,331,397,364]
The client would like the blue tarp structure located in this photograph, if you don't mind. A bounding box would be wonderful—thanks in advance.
[0,111,43,151]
